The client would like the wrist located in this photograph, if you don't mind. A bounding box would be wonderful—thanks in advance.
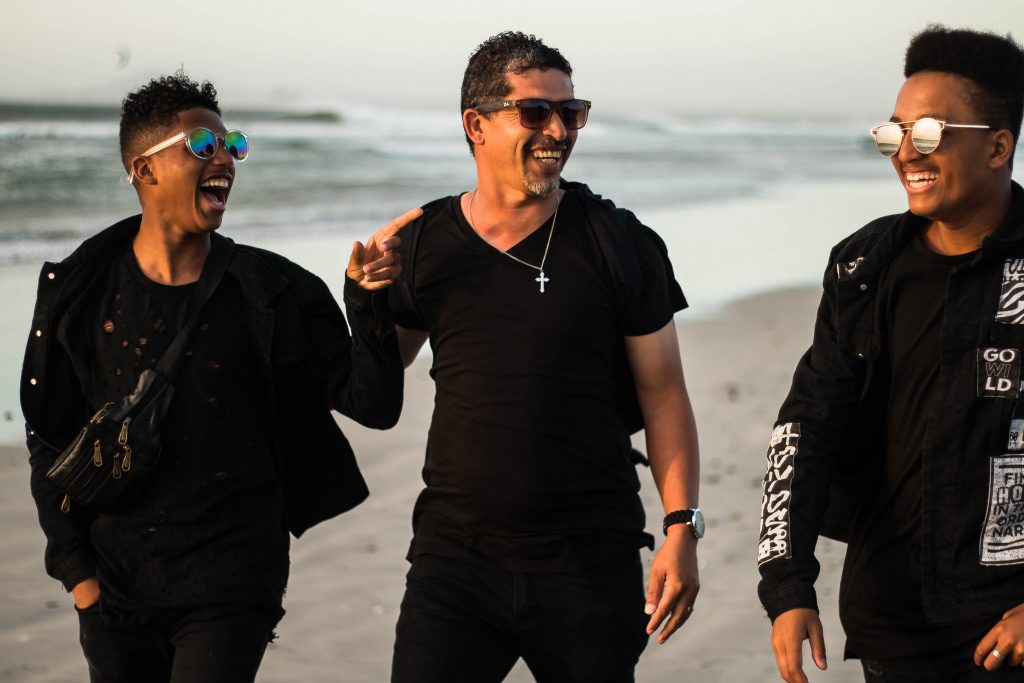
[663,508,705,538]
[664,525,698,544]
[71,577,100,606]
[343,276,373,308]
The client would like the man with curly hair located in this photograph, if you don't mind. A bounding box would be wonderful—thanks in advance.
[22,72,410,682]
[758,26,1024,683]
[386,32,701,682]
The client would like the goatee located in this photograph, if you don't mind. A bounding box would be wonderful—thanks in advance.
[525,178,560,197]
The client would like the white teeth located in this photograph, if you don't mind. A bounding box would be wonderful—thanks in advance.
[905,172,938,182]
[201,178,230,188]
[533,150,562,159]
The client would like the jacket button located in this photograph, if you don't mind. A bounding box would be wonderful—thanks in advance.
[35,329,42,338]
[47,272,55,280]
[29,378,37,385]
[856,352,865,359]
[859,283,868,291]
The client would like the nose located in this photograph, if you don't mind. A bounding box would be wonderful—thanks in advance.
[543,107,569,141]
[895,129,921,165]
[211,136,234,167]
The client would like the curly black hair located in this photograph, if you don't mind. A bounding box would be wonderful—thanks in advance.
[460,31,572,153]
[905,25,1024,145]
[119,70,220,171]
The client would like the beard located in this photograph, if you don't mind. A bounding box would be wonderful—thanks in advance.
[525,176,560,197]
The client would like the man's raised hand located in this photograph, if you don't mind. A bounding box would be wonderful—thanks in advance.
[347,207,423,291]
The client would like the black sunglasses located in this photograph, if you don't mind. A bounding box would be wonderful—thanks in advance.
[474,98,592,130]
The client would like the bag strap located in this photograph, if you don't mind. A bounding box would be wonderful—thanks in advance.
[155,235,235,380]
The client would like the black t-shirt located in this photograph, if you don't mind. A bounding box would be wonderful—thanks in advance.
[841,233,996,657]
[84,247,288,625]
[390,190,678,572]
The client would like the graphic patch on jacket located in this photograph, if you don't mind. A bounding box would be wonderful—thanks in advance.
[758,422,799,566]
[977,347,1021,398]
[980,455,1024,565]
[995,259,1024,324]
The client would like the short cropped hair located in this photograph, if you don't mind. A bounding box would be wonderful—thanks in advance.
[905,25,1024,146]
[461,31,572,152]
[119,71,220,170]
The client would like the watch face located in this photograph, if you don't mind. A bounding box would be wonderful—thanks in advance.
[691,509,705,538]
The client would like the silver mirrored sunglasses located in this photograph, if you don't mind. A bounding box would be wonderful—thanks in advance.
[869,117,991,157]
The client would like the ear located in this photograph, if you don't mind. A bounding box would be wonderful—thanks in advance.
[463,109,486,148]
[130,156,158,186]
[989,129,1015,170]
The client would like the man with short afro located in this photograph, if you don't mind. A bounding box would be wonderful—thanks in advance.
[759,25,1024,683]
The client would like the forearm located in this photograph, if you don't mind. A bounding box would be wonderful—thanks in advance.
[27,432,98,590]
[643,385,700,512]
[330,279,404,428]
[626,323,700,512]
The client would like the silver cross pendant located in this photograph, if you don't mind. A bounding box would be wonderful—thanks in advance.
[535,271,550,293]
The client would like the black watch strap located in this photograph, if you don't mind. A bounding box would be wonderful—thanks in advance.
[663,509,695,535]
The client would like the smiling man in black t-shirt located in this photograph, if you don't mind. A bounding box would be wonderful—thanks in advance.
[386,32,702,683]
[759,26,1024,683]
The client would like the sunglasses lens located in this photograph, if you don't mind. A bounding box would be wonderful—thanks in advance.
[911,118,942,154]
[561,100,590,130]
[517,100,552,129]
[225,130,249,161]
[873,123,903,157]
[186,128,217,159]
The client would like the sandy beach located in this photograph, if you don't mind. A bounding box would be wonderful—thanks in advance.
[0,285,862,683]
[0,180,907,682]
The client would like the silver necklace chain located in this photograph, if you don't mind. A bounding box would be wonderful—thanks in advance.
[468,189,559,293]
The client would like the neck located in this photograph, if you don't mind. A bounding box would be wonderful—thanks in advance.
[463,184,562,252]
[922,182,1013,256]
[133,214,211,285]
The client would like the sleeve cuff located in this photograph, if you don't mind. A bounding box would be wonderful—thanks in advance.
[759,582,819,622]
[344,278,395,323]
[343,277,373,312]
[57,556,98,593]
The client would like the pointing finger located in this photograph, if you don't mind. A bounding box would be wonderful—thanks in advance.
[381,207,424,239]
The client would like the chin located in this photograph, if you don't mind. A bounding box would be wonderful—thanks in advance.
[195,210,226,232]
[905,195,940,220]
[525,178,560,197]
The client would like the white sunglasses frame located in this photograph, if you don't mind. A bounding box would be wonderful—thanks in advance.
[126,128,249,184]
[868,117,992,157]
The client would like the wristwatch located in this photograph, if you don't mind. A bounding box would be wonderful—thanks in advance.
[663,508,705,539]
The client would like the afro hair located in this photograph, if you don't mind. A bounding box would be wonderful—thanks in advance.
[905,25,1024,144]
[119,70,220,170]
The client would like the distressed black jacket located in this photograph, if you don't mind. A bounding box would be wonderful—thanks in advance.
[22,215,402,591]
[758,182,1024,624]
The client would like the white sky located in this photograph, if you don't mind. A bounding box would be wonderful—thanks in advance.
[3,0,1023,120]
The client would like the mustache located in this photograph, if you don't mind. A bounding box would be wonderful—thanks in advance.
[529,136,568,150]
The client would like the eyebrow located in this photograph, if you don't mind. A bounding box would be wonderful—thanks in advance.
[888,112,945,123]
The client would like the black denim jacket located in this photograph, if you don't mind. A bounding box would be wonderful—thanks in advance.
[21,215,403,591]
[758,182,1024,624]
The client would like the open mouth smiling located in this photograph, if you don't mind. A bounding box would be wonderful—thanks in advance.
[199,176,231,208]
[531,148,564,166]
[905,171,938,190]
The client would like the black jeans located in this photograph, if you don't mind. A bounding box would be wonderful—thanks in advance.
[861,643,1022,682]
[391,553,649,683]
[76,602,275,683]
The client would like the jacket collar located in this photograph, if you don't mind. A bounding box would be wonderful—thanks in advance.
[226,245,289,306]
[846,180,1024,281]
[54,214,288,311]
[980,180,1024,258]
[59,213,142,268]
